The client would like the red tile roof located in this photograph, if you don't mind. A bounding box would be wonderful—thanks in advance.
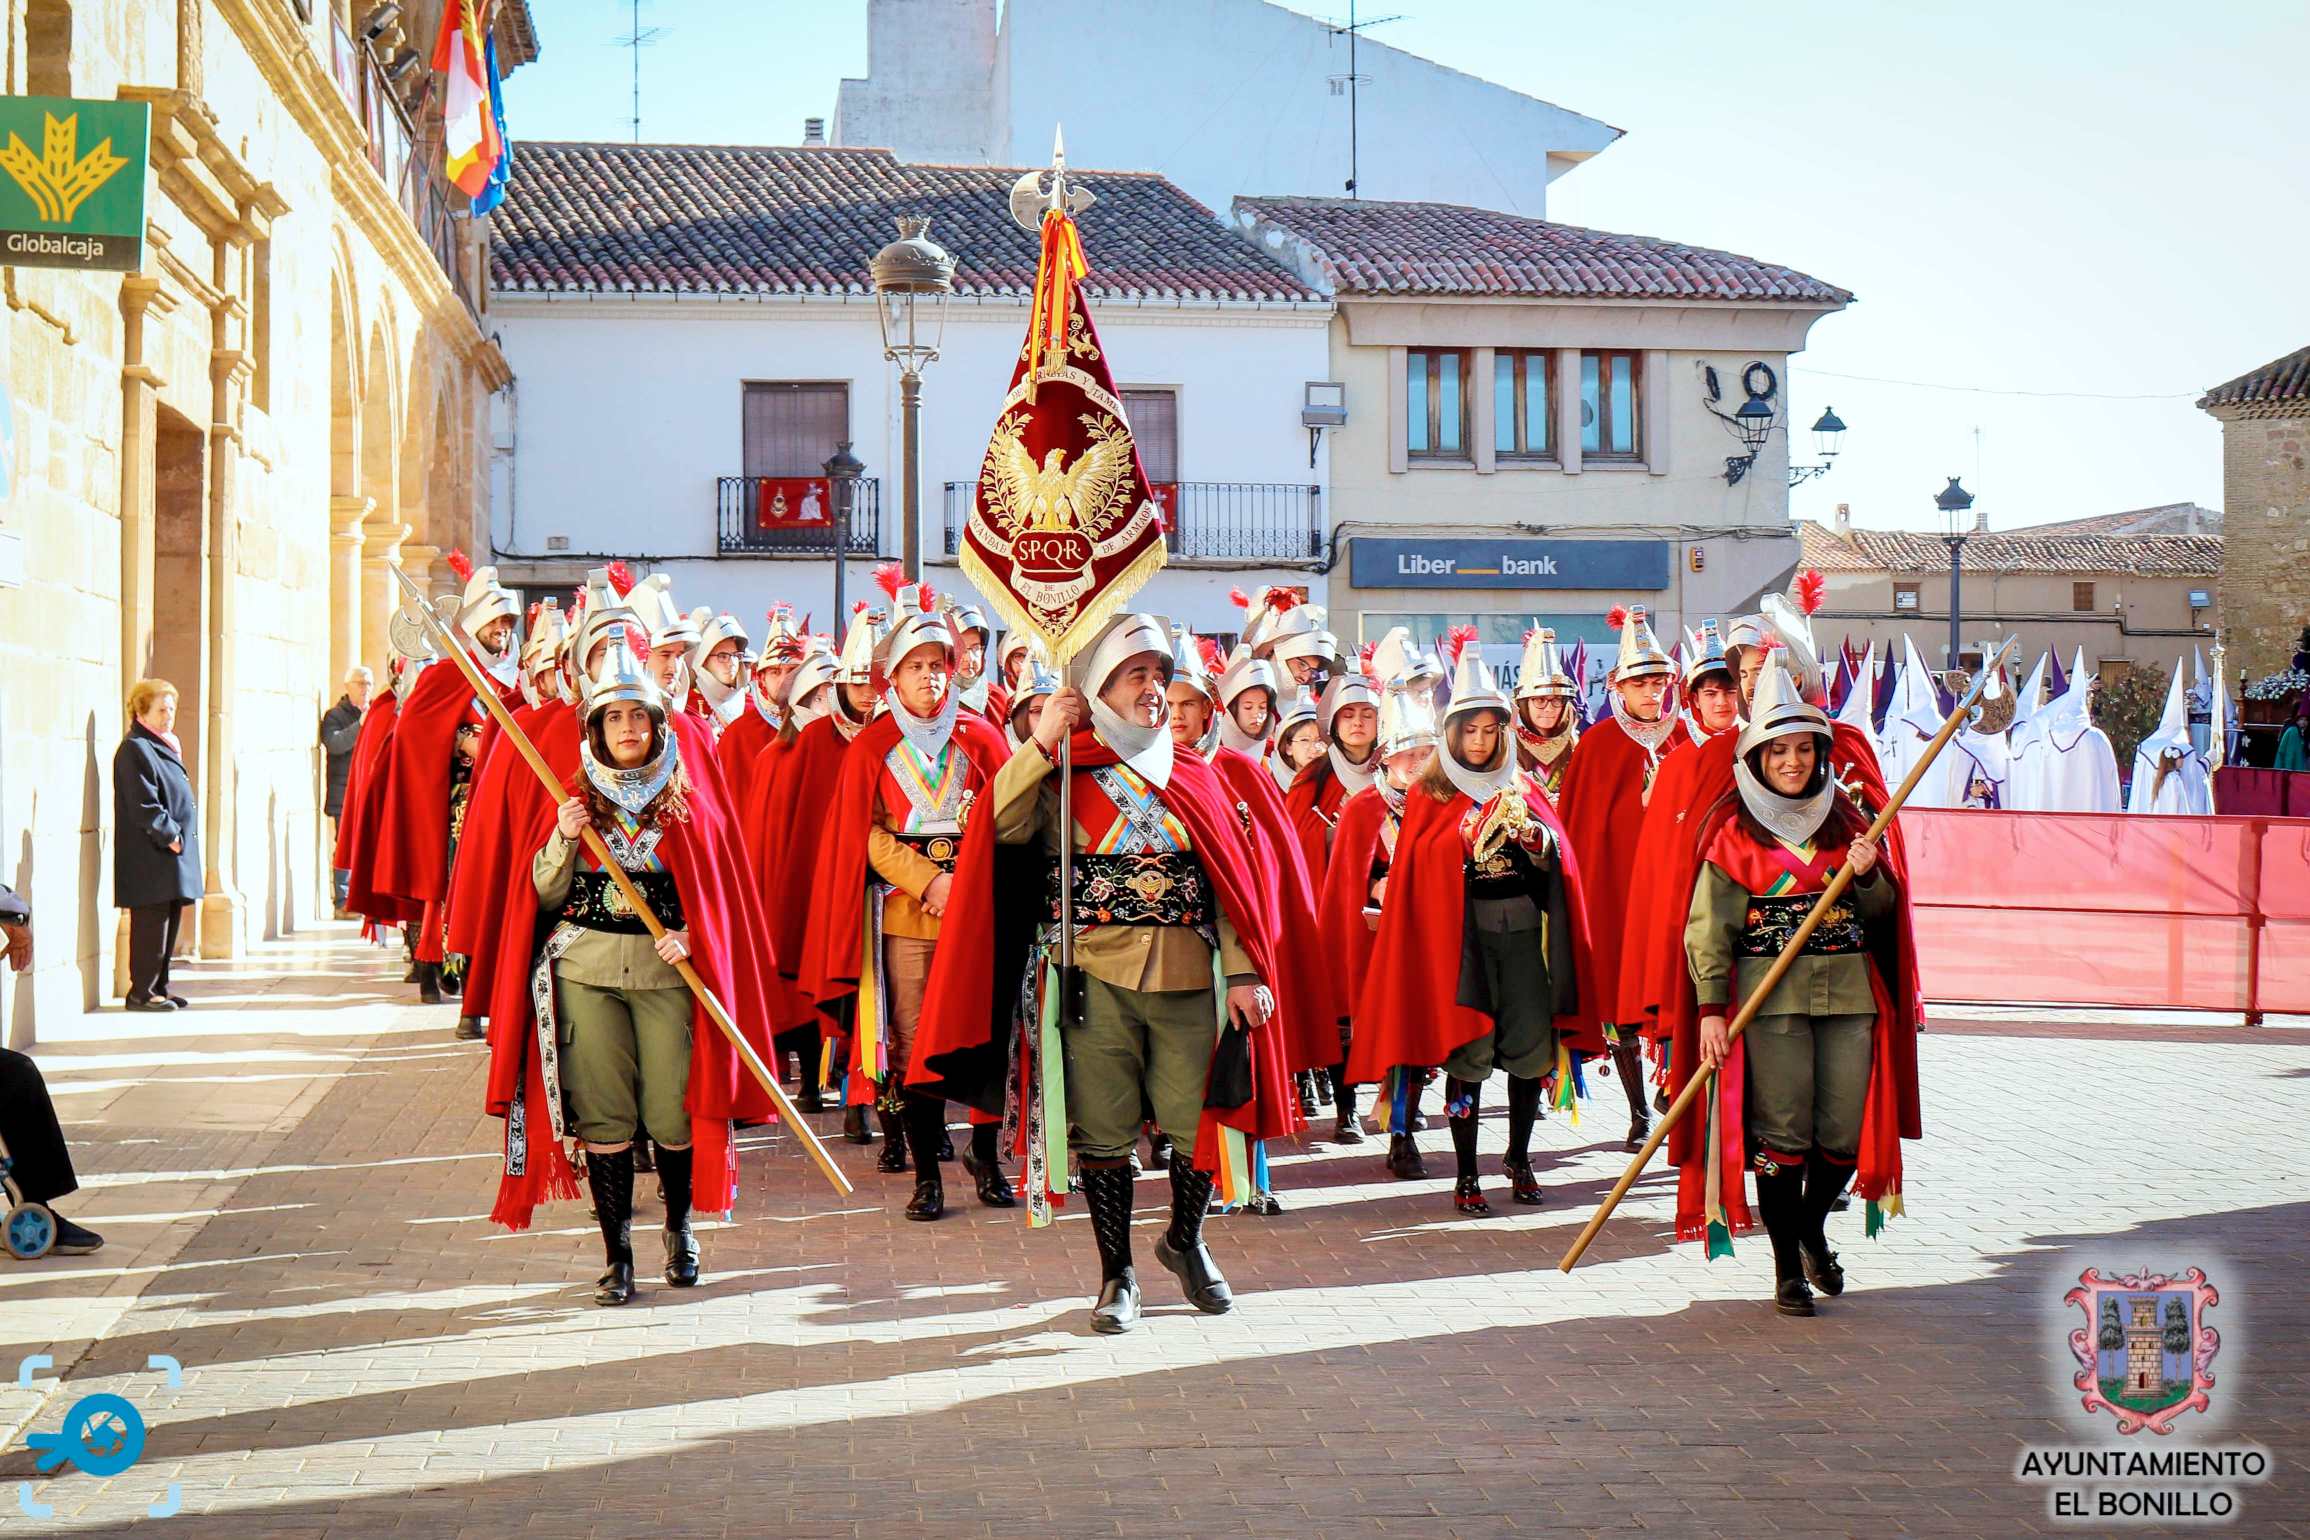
[1231,195,1850,304]
[2013,503,2221,538]
[1797,521,2219,577]
[2198,344,2310,418]
[489,143,1320,304]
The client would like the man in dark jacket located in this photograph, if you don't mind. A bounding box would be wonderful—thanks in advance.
[1,881,105,1255]
[321,666,373,915]
[113,680,202,1012]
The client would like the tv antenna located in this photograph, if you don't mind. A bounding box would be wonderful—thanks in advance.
[1327,0,1404,199]
[611,0,668,143]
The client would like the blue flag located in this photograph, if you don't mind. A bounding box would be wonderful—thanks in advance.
[468,32,514,215]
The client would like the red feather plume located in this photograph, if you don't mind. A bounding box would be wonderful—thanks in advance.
[1605,603,1631,632]
[1445,623,1479,664]
[1265,586,1302,613]
[445,547,475,583]
[604,560,635,598]
[1794,568,1827,616]
[851,599,870,617]
[918,583,938,612]
[1358,641,1380,682]
[1229,586,1252,611]
[623,622,648,654]
[873,561,906,600]
[1196,636,1225,673]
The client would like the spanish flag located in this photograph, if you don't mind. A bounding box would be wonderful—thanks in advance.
[432,0,503,199]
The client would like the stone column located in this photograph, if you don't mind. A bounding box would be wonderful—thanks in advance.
[197,349,251,959]
[361,516,411,672]
[330,494,374,682]
[118,278,177,680]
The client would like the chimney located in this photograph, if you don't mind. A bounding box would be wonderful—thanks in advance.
[1834,501,1852,537]
[1974,503,1990,535]
[802,117,826,146]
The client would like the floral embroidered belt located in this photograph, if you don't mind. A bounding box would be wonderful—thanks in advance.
[561,869,684,936]
[893,831,962,873]
[1049,851,1214,929]
[1738,894,1864,958]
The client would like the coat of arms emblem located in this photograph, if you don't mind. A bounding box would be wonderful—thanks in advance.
[2063,1267,2220,1434]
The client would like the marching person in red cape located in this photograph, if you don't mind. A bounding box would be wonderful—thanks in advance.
[1613,619,1745,1068]
[1555,603,1679,1151]
[799,567,1014,1220]
[334,651,411,934]
[945,596,996,718]
[985,631,1034,730]
[441,599,573,1043]
[366,553,522,1017]
[1212,637,1279,764]
[1268,688,1323,794]
[754,602,884,1145]
[687,605,753,740]
[1242,583,1336,691]
[1000,646,1058,750]
[716,604,805,812]
[1667,649,1921,1317]
[479,630,778,1306]
[1315,644,1441,1154]
[1511,628,1581,797]
[1166,625,1335,1212]
[912,612,1296,1334]
[1351,630,1602,1213]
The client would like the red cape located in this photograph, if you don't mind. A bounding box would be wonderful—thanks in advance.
[481,720,780,1231]
[447,700,576,1008]
[1554,715,1683,1026]
[1614,725,1731,1030]
[1315,784,1390,1042]
[912,732,1300,1159]
[798,709,1011,1018]
[1347,776,1602,1084]
[716,704,778,817]
[1213,747,1338,1074]
[332,688,398,871]
[1283,756,1358,896]
[756,715,858,986]
[337,692,421,924]
[371,655,518,908]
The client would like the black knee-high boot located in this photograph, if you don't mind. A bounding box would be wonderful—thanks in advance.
[1330,1062,1364,1144]
[876,1080,910,1173]
[1080,1160,1140,1333]
[1156,1159,1231,1314]
[657,1144,699,1287]
[1753,1155,1813,1316]
[1611,1035,1650,1150]
[1446,1076,1487,1214]
[964,1120,1015,1207]
[1503,1075,1544,1205]
[1800,1152,1854,1296]
[585,1147,636,1306]
[901,1094,946,1220]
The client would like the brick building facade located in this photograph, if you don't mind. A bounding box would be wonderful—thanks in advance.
[2198,344,2310,681]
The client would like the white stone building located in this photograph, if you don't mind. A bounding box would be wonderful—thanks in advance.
[487,142,1332,636]
[831,0,1621,218]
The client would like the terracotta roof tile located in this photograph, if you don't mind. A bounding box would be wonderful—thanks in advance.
[489,142,1319,305]
[1231,195,1849,304]
[2198,344,2310,418]
[1797,521,2219,578]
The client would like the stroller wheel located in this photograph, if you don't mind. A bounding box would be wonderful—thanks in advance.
[5,1202,56,1260]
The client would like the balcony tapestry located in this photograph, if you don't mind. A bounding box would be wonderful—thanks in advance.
[958,185,1168,665]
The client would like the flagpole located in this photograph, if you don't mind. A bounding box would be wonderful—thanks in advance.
[1557,634,2019,1273]
[388,565,854,1198]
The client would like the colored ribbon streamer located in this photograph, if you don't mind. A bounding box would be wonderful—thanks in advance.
[1023,211,1089,403]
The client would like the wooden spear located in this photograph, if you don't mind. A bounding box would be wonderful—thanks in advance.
[389,564,854,1197]
[1556,634,2019,1272]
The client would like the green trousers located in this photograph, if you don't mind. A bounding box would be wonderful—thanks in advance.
[1742,1011,1873,1160]
[1064,975,1214,1161]
[1442,926,1558,1081]
[559,976,694,1147]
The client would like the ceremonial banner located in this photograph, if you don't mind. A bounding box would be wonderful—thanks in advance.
[958,160,1168,665]
[755,476,832,531]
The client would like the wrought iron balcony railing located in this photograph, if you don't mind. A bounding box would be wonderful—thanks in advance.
[718,476,883,555]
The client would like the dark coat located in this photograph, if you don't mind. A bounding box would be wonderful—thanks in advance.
[113,724,201,910]
[320,695,364,816]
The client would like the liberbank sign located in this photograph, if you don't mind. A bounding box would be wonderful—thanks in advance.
[1348,536,1671,592]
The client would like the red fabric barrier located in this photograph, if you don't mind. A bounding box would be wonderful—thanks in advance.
[2215,767,2310,818]
[1897,808,2310,1016]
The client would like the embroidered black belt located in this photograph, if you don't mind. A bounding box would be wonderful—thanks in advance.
[561,868,684,935]
[1465,846,1529,900]
[894,831,961,872]
[1738,894,1864,958]
[1049,851,1214,928]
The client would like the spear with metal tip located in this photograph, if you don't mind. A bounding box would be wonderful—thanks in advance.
[389,563,853,1197]
[1557,633,2019,1272]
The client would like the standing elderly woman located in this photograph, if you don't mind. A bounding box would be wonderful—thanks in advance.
[113,679,202,1012]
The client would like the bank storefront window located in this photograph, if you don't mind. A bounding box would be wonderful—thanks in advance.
[1359,612,1619,690]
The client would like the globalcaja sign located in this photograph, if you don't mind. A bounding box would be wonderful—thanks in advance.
[0,96,149,272]
[1348,536,1671,591]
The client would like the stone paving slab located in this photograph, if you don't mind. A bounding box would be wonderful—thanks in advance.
[0,930,2304,1537]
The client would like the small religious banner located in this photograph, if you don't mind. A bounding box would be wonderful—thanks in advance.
[755,476,832,531]
[957,139,1167,666]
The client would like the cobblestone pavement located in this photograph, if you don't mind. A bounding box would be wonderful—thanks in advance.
[2,930,2305,1537]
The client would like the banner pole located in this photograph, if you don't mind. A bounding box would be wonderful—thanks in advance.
[1555,633,2019,1273]
[387,565,854,1198]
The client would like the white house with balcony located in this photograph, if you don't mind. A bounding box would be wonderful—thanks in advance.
[485,142,1333,636]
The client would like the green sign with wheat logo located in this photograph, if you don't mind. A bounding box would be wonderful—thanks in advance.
[0,96,147,271]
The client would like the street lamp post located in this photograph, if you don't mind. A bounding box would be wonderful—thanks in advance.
[1936,476,1976,670]
[870,217,957,580]
[823,440,864,627]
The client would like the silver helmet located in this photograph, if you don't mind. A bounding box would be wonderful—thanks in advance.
[1080,611,1176,697]
[1514,627,1576,702]
[579,627,668,721]
[1734,654,1832,759]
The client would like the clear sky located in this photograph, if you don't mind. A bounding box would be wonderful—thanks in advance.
[501,0,2309,534]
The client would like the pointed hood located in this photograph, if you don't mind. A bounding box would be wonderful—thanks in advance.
[1889,634,1945,740]
[2136,656,2197,764]
[2010,651,2051,732]
[2036,647,2093,737]
[1833,643,1877,733]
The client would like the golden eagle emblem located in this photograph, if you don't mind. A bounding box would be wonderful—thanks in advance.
[984,411,1138,532]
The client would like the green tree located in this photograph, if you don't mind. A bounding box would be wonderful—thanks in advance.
[2098,1296,2123,1352]
[2095,662,2171,786]
[2162,1296,2189,1358]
